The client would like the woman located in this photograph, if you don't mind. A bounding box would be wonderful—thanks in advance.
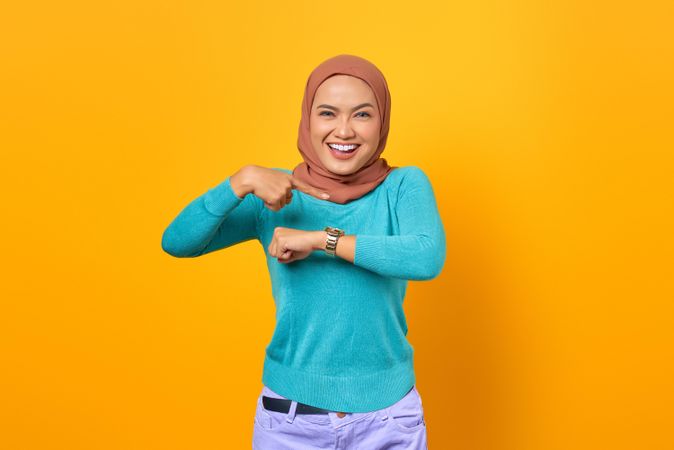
[162,54,446,449]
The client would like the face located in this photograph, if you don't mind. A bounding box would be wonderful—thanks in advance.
[309,74,381,175]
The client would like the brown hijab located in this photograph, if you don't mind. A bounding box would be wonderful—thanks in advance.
[292,54,397,204]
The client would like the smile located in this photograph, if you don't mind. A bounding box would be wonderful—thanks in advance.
[326,143,360,160]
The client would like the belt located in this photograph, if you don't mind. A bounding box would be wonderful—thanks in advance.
[262,396,333,415]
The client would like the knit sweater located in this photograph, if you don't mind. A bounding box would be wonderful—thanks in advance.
[161,166,446,412]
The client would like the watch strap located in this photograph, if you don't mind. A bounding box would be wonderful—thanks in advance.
[324,226,344,256]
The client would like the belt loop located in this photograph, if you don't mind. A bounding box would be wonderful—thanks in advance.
[286,400,298,424]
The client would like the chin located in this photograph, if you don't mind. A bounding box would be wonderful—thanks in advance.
[324,165,352,175]
[325,161,363,175]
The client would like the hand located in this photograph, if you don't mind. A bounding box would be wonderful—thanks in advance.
[230,165,331,211]
[268,227,323,264]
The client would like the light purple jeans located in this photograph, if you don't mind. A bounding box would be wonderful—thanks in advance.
[252,384,428,449]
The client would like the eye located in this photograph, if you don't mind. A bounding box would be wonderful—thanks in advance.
[318,111,371,118]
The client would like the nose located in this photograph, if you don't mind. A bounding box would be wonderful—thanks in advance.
[334,118,356,139]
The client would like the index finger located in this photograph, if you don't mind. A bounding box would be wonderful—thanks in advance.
[290,176,331,200]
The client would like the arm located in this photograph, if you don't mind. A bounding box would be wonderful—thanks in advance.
[349,167,446,280]
[161,174,262,258]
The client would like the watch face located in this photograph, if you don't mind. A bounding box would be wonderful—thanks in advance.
[325,226,344,237]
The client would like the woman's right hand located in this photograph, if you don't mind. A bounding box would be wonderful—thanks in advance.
[230,165,331,211]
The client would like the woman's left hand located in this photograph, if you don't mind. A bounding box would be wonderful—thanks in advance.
[268,227,322,263]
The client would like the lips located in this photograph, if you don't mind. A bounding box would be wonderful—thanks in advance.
[326,143,360,160]
[327,143,360,147]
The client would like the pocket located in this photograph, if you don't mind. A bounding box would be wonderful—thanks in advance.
[387,385,426,432]
[253,394,288,432]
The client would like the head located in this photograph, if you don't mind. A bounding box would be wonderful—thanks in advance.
[309,74,381,176]
[293,54,395,204]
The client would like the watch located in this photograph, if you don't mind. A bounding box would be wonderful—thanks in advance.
[324,226,345,257]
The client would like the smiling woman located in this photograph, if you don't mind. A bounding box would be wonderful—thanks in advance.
[291,54,396,205]
[161,54,443,450]
[311,90,381,167]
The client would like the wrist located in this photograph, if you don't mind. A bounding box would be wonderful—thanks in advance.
[312,230,328,251]
[230,166,253,199]
[323,226,345,256]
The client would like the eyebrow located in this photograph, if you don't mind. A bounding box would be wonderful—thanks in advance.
[316,102,375,112]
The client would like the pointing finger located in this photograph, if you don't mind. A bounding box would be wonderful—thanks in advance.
[290,177,330,200]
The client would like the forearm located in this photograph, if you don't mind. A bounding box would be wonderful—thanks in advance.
[161,176,260,257]
[308,230,445,280]
[351,233,446,281]
[161,197,228,257]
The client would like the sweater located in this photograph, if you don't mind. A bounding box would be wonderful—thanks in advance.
[161,166,446,412]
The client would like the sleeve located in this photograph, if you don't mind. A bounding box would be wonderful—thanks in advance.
[353,167,447,280]
[161,176,263,258]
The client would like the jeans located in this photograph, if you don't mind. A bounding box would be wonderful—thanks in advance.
[252,384,428,449]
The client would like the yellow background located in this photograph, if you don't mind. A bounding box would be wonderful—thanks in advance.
[1,1,672,449]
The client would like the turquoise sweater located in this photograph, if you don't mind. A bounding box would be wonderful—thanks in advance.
[161,166,446,412]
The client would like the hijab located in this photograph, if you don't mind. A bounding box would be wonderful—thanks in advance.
[291,54,398,204]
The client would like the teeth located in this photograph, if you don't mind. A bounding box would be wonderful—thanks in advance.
[328,144,359,151]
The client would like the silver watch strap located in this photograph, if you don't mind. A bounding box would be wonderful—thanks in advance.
[324,227,344,256]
